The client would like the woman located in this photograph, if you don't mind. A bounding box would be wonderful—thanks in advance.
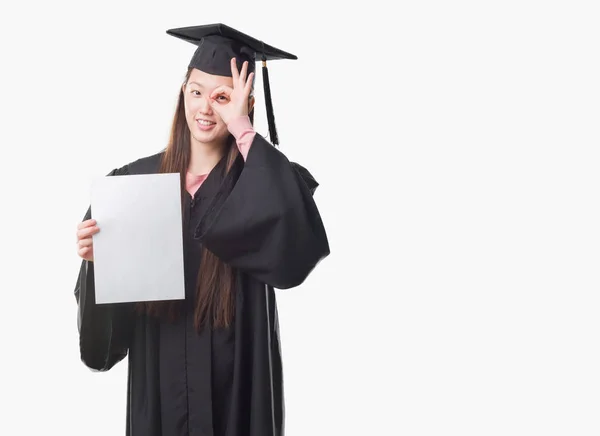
[74,23,329,436]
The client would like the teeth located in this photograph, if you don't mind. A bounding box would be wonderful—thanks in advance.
[198,120,215,126]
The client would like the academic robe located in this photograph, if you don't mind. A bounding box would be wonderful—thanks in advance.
[73,135,330,436]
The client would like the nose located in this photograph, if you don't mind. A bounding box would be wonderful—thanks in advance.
[198,95,213,115]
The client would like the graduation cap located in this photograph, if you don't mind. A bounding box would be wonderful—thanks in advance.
[166,23,297,146]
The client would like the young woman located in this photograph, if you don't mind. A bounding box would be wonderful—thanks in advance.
[74,23,329,436]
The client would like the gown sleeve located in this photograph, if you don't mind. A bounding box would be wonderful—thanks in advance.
[195,135,330,289]
[74,165,134,371]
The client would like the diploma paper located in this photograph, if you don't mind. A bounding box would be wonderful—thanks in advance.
[90,172,185,304]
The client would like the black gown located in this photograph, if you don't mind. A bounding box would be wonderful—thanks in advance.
[74,135,330,436]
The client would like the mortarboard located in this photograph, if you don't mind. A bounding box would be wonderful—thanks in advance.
[166,23,297,146]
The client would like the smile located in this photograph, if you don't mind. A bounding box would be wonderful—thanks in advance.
[197,119,216,131]
[197,119,216,126]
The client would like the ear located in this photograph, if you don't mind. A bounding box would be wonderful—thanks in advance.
[248,96,255,112]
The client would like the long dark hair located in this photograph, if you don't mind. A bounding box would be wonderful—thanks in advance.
[135,67,254,332]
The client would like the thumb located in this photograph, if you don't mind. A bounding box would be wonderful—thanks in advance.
[208,97,221,111]
[209,99,227,123]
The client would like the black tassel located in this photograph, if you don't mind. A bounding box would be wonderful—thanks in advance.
[262,59,279,146]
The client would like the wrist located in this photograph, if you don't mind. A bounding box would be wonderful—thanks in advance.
[227,115,254,139]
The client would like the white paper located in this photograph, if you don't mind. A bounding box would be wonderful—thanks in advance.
[90,172,185,304]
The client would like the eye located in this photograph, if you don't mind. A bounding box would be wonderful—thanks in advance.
[191,90,201,96]
[217,95,229,102]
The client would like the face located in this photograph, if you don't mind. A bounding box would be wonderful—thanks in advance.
[182,68,233,147]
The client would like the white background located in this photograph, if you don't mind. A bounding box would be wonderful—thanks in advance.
[0,1,599,435]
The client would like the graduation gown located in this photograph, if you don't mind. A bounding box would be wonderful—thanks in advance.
[74,135,330,436]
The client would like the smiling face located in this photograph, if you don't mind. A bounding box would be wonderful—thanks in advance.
[182,68,233,148]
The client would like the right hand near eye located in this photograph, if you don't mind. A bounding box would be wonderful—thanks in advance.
[76,219,100,262]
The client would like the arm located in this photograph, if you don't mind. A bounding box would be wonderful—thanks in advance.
[228,115,255,161]
[74,166,134,371]
[195,134,330,289]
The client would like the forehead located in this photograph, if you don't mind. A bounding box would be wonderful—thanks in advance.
[187,68,233,88]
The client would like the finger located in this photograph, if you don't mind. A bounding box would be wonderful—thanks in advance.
[78,246,91,257]
[231,58,240,83]
[77,226,99,241]
[210,86,233,105]
[208,98,220,114]
[244,72,255,95]
[77,219,96,230]
[78,238,93,248]
[77,226,99,238]
[239,61,248,86]
[210,85,233,99]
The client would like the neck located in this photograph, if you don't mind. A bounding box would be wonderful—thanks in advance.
[188,137,227,176]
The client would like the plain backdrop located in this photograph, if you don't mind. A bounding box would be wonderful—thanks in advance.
[1,1,599,435]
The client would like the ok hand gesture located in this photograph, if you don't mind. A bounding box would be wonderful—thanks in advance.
[209,57,255,125]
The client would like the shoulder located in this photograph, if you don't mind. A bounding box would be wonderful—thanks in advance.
[127,151,165,174]
[109,150,165,176]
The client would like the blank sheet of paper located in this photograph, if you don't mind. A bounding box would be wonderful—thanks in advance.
[90,172,185,304]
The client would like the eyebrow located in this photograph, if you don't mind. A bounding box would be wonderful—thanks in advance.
[187,81,204,87]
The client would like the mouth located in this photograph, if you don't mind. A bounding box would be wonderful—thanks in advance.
[196,118,216,131]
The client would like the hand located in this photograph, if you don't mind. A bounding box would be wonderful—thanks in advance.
[76,219,99,262]
[209,57,255,126]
